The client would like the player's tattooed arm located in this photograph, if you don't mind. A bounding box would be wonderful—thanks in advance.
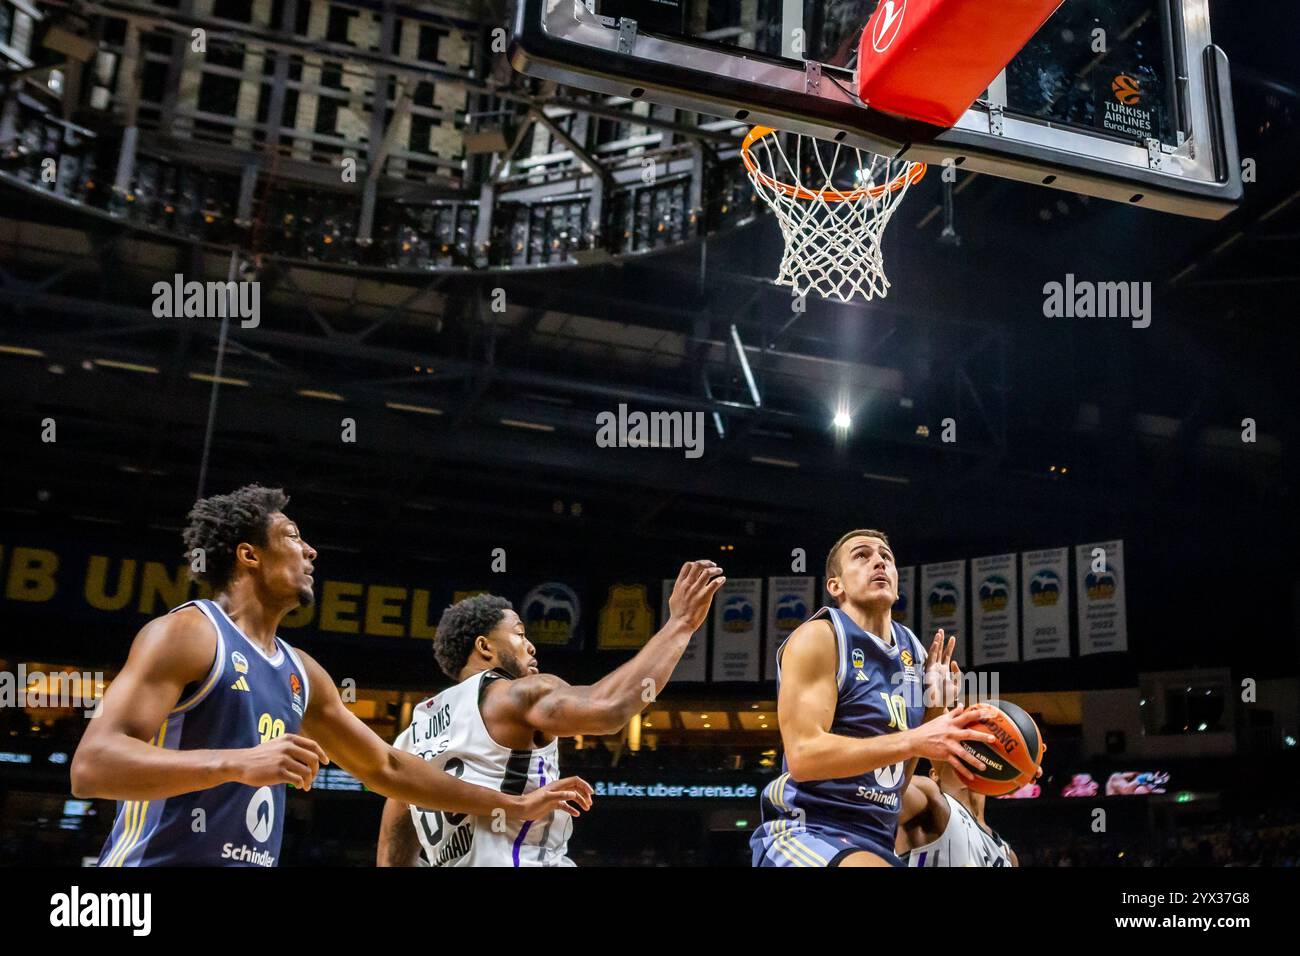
[498,560,725,737]
[71,608,324,801]
[297,650,593,820]
[376,797,422,867]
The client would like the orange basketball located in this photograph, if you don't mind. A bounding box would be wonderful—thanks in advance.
[960,700,1046,796]
[1112,74,1141,106]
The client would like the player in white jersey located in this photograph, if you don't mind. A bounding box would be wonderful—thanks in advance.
[896,758,1019,867]
[377,559,725,867]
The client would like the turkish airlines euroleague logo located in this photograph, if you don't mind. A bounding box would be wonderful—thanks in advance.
[1112,74,1142,106]
[871,0,908,53]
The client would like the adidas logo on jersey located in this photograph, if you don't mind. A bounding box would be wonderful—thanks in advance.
[855,670,868,681]
[230,676,251,692]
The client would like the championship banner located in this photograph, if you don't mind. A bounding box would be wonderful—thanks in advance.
[1075,540,1129,655]
[920,561,966,663]
[893,566,916,632]
[520,582,581,647]
[971,553,1019,665]
[765,576,814,681]
[597,584,654,650]
[711,577,762,682]
[1021,548,1070,660]
[661,579,706,681]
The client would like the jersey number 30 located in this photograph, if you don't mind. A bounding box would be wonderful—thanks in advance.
[258,713,286,743]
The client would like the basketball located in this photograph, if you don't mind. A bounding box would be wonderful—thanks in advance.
[960,701,1046,796]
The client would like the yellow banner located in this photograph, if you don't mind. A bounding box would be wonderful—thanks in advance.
[597,584,653,649]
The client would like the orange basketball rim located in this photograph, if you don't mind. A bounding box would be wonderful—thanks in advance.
[740,126,928,203]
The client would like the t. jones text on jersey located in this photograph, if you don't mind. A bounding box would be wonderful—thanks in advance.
[413,703,452,742]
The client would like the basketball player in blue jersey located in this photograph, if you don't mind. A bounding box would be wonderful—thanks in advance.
[71,484,591,867]
[750,528,998,867]
[375,559,726,866]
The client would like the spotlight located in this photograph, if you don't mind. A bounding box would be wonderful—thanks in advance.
[832,411,851,430]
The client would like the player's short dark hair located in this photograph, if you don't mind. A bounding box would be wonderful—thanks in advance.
[182,484,289,591]
[433,593,513,680]
[825,528,892,582]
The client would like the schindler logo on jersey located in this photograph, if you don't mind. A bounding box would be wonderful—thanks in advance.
[220,786,277,866]
[50,887,152,936]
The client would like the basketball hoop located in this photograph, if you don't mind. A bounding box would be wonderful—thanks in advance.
[741,126,926,303]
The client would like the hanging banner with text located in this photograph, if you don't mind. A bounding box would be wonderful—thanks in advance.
[921,561,966,663]
[711,577,762,682]
[893,566,916,633]
[971,553,1020,666]
[661,579,707,682]
[765,576,814,681]
[1021,548,1071,660]
[1076,539,1129,655]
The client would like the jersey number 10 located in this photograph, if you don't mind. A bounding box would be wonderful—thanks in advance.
[878,693,909,730]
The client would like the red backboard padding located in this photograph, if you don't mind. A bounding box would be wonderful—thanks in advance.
[857,0,1066,127]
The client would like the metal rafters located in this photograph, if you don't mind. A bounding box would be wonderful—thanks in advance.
[0,276,992,455]
[57,0,739,152]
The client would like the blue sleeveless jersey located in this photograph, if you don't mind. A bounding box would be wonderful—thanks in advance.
[757,606,926,854]
[97,599,310,867]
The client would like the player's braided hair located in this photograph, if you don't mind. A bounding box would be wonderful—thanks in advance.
[434,593,513,680]
[181,484,289,591]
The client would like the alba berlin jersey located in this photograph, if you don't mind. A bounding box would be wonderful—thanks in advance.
[394,669,573,867]
[903,793,1015,867]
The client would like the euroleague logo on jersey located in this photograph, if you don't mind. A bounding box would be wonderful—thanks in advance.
[289,672,304,716]
[871,0,908,53]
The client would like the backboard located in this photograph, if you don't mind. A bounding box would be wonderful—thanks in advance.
[510,0,1241,218]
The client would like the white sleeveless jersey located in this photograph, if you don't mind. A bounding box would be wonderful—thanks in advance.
[904,793,1014,867]
[393,669,573,867]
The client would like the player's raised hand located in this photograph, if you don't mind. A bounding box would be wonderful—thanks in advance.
[923,628,961,710]
[667,560,727,632]
[516,775,594,820]
[903,705,998,783]
[236,733,330,791]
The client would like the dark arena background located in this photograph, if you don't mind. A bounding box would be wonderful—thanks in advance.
[0,0,1298,900]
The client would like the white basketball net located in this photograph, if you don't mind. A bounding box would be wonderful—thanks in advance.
[742,127,926,304]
